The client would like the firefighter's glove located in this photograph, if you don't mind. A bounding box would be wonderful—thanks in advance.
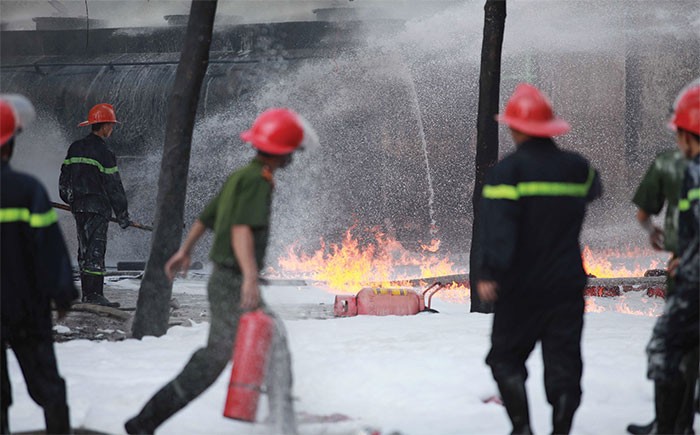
[119,218,131,229]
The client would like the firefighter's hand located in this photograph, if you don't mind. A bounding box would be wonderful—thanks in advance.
[119,218,131,229]
[165,249,191,282]
[477,280,499,302]
[649,227,665,251]
[668,257,680,278]
[240,276,261,311]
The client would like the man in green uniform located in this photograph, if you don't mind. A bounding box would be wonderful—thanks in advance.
[628,84,698,435]
[632,149,687,259]
[643,84,700,435]
[125,108,307,435]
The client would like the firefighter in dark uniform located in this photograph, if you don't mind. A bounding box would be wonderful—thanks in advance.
[0,95,78,434]
[476,84,602,435]
[59,103,131,307]
[644,84,700,435]
[125,108,306,435]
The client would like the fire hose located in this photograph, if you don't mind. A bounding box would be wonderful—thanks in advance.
[51,201,153,232]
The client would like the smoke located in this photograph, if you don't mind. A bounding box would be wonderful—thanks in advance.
[3,0,697,268]
[236,0,699,260]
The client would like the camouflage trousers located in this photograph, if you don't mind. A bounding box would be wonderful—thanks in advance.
[646,281,699,382]
[130,265,297,434]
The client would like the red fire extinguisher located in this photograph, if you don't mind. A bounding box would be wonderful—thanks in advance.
[223,309,275,422]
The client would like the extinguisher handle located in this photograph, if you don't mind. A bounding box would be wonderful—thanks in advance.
[422,282,445,311]
[421,282,441,298]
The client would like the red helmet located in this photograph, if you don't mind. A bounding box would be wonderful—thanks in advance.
[240,108,304,155]
[669,85,700,135]
[496,83,570,137]
[78,103,119,127]
[0,99,18,147]
[0,95,35,148]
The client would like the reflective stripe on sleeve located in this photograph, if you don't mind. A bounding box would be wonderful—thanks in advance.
[0,208,58,227]
[63,157,119,174]
[483,167,595,200]
[483,184,519,200]
[678,187,700,211]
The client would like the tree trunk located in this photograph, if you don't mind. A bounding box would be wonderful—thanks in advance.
[469,0,506,314]
[132,0,218,338]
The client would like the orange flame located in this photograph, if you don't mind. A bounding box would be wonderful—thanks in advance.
[273,228,668,311]
[582,245,663,278]
[420,239,441,253]
[274,227,466,294]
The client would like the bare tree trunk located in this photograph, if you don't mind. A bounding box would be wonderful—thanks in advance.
[469,0,506,314]
[132,0,218,338]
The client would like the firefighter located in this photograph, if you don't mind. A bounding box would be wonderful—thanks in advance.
[59,103,131,307]
[1,95,79,434]
[643,83,700,435]
[125,108,306,435]
[626,91,690,435]
[476,83,602,435]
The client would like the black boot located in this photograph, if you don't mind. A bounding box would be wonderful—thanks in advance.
[497,376,532,435]
[675,380,697,434]
[655,380,685,434]
[552,394,580,435]
[81,273,119,308]
[2,406,9,435]
[125,383,188,434]
[626,419,656,435]
[44,404,70,434]
[675,350,699,434]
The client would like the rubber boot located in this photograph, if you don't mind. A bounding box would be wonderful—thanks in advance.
[655,380,685,434]
[551,394,580,435]
[626,419,656,435]
[675,380,697,434]
[81,273,120,308]
[125,383,188,434]
[1,406,9,435]
[675,350,699,434]
[44,404,70,434]
[497,376,532,435]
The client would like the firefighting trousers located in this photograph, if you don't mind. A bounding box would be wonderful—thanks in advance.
[486,297,584,405]
[1,334,68,414]
[74,212,108,275]
[131,265,296,433]
[646,281,699,383]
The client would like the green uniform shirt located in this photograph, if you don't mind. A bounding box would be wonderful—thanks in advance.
[199,159,272,270]
[632,149,687,254]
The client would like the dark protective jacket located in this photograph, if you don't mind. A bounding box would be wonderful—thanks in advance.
[477,138,602,303]
[1,162,78,339]
[676,154,700,286]
[59,133,129,223]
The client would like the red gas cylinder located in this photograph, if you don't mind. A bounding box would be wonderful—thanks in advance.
[333,283,444,317]
[223,310,275,422]
[355,288,422,316]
